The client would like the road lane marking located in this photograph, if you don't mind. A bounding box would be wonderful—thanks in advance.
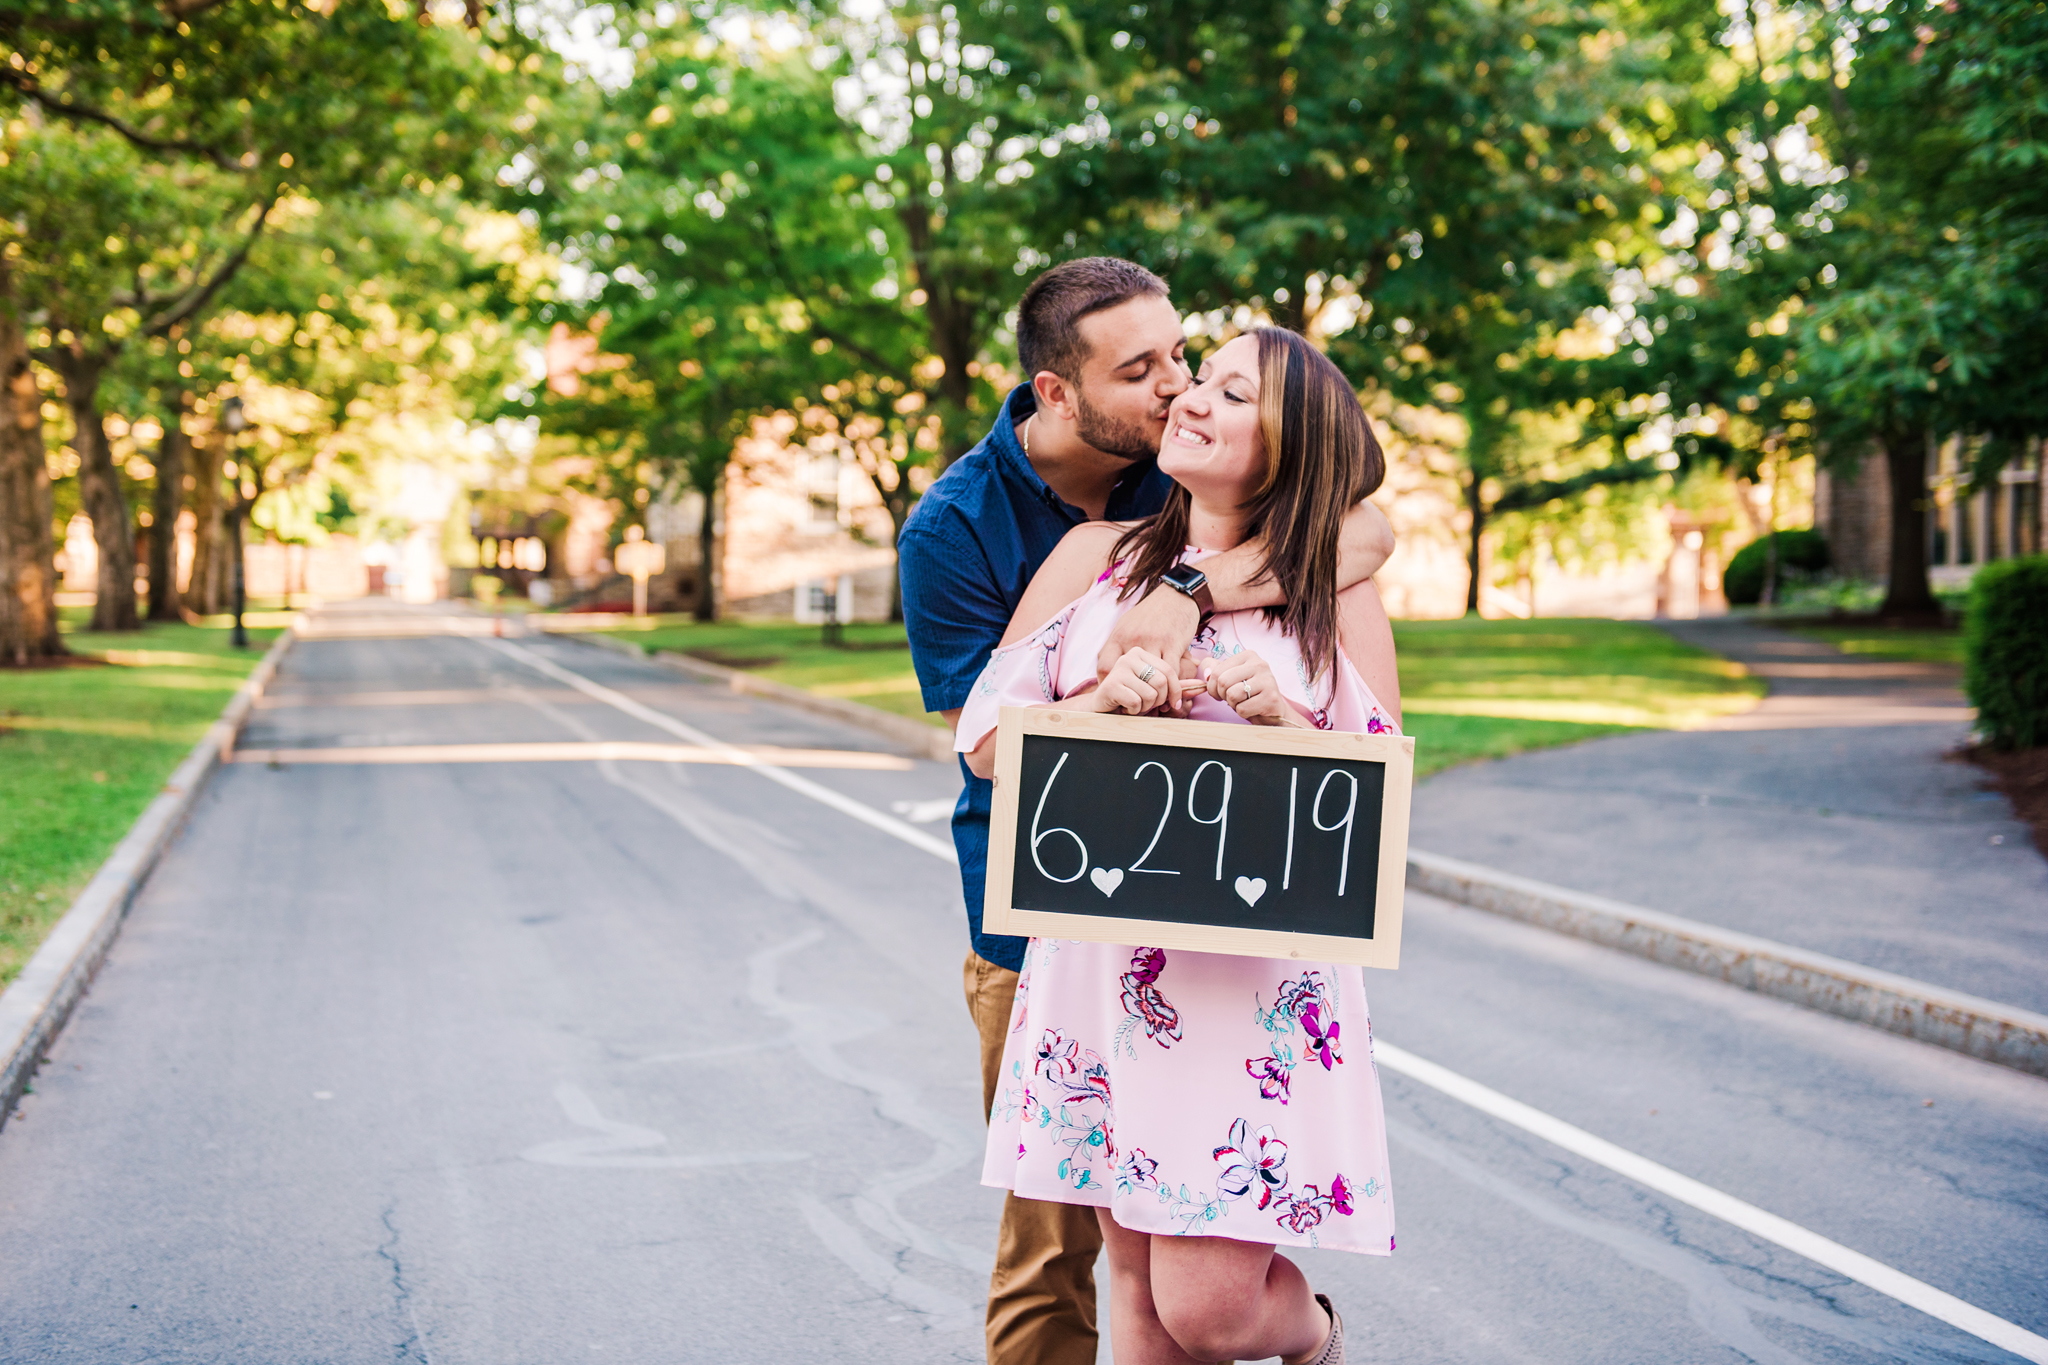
[232,741,913,770]
[891,797,959,824]
[480,638,957,862]
[491,633,2048,1361]
[1375,1042,2048,1363]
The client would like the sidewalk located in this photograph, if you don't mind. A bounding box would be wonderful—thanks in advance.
[1407,618,2048,1017]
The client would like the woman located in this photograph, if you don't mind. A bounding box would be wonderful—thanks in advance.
[956,327,1401,1365]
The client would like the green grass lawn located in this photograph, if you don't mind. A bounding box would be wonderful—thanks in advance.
[0,609,282,987]
[1392,618,1764,776]
[1785,624,1964,666]
[581,614,1766,779]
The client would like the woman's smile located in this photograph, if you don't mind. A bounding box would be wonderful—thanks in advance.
[1159,333,1266,500]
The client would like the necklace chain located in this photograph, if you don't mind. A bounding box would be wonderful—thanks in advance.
[1021,413,1034,456]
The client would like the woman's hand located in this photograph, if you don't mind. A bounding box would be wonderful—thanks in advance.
[1204,649,1302,726]
[1093,647,1182,716]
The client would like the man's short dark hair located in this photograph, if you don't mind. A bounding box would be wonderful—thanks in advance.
[1016,257,1170,384]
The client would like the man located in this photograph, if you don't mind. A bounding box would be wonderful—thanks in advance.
[898,257,1395,1365]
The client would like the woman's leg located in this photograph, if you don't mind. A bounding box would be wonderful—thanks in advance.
[1147,1233,1331,1364]
[1094,1209,1207,1365]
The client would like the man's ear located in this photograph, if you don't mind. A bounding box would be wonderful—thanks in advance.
[1031,369,1081,422]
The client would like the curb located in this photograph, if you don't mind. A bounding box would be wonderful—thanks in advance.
[1406,848,2048,1079]
[552,629,955,763]
[0,628,295,1131]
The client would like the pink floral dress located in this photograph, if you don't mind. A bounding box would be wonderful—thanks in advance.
[956,552,1399,1255]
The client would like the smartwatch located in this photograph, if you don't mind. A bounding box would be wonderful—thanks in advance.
[1158,563,1215,617]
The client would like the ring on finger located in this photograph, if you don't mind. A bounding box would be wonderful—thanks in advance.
[1237,678,1254,699]
[1137,663,1156,683]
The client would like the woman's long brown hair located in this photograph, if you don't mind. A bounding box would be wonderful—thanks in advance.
[1110,327,1386,681]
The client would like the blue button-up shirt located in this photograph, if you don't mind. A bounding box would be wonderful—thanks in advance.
[899,384,1174,971]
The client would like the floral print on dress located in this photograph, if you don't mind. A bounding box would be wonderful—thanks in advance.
[975,609,1072,703]
[1215,1118,1291,1210]
[1275,1175,1360,1236]
[1114,948,1184,1057]
[1025,1028,1117,1190]
[1247,971,1344,1104]
[1214,1118,1360,1245]
[1110,1117,1361,1248]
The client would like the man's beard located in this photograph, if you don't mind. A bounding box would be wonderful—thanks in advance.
[1074,386,1163,463]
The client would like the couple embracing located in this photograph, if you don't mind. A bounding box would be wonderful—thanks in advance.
[900,258,1403,1365]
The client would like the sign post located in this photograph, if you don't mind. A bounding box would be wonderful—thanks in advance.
[984,708,1415,968]
[614,527,665,618]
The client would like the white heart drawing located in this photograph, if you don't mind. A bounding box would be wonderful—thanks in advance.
[1234,875,1268,908]
[1090,867,1125,898]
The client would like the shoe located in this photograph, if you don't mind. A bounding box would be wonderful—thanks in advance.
[1303,1293,1344,1365]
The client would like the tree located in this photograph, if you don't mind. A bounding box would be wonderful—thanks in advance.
[0,124,271,630]
[0,0,538,641]
[0,259,60,661]
[535,16,976,619]
[1625,0,2048,618]
[945,0,1666,612]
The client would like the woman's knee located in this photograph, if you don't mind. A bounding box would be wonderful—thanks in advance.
[1148,1241,1276,1359]
[1153,1301,1261,1362]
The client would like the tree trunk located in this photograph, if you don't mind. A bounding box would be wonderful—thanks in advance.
[146,398,188,621]
[886,500,911,624]
[1878,423,1940,619]
[0,286,63,664]
[693,473,718,622]
[186,432,226,614]
[1463,473,1486,617]
[50,351,138,631]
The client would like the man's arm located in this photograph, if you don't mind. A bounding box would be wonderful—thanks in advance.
[1337,578,1400,725]
[1099,498,1395,674]
[897,521,1012,721]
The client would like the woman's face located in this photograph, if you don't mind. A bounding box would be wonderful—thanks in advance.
[1157,334,1266,503]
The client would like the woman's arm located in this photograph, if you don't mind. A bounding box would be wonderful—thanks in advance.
[997,521,1126,647]
[1097,498,1394,674]
[1336,578,1401,726]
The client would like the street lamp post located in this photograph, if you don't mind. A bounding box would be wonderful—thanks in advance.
[222,397,250,649]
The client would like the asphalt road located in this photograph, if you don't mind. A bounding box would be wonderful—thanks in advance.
[2,602,2044,1364]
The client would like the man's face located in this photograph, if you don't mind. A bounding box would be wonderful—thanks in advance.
[1068,294,1191,462]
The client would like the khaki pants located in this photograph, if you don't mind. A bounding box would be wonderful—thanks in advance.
[965,952,1105,1365]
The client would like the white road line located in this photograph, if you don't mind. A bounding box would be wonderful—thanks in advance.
[1375,1042,2048,1363]
[486,633,2048,1363]
[479,638,957,863]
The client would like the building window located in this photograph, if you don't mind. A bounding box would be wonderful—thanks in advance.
[797,453,842,532]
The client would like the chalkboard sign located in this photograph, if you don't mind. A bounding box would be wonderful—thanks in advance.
[984,707,1414,969]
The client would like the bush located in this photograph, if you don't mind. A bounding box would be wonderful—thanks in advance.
[1723,528,1831,606]
[1966,556,2048,750]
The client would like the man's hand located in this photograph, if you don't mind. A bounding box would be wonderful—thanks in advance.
[1099,587,1201,681]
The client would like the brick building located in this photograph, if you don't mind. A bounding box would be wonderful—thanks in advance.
[1817,439,2044,591]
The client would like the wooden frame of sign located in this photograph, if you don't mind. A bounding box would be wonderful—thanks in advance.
[984,707,1414,969]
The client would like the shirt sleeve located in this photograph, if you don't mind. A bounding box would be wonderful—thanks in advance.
[898,519,1016,714]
